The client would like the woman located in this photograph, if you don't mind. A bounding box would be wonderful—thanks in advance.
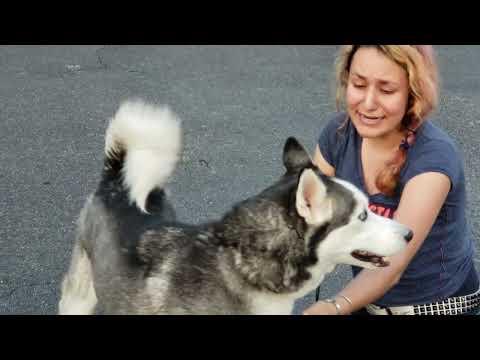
[304,45,479,315]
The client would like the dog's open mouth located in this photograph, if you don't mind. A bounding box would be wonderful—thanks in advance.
[351,250,390,267]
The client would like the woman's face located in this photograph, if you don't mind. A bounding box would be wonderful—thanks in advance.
[346,47,410,140]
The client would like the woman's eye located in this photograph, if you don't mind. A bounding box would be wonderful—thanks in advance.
[381,89,395,94]
[358,210,368,221]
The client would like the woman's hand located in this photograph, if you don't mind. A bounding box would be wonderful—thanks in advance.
[303,301,339,315]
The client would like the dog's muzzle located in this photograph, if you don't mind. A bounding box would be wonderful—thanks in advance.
[366,288,480,315]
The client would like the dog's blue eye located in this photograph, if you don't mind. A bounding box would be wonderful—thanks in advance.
[358,210,368,222]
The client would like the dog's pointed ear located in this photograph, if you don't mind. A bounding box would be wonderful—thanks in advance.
[283,137,313,174]
[296,169,332,225]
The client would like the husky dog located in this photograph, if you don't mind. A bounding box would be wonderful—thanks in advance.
[59,100,412,315]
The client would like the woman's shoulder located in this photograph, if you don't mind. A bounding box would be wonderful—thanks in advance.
[317,112,355,170]
[414,120,461,158]
[404,120,464,187]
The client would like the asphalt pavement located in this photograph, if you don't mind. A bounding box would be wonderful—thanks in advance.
[1,45,479,314]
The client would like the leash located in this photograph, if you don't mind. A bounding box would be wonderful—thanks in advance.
[315,285,321,302]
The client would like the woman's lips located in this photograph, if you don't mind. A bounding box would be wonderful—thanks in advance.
[357,111,385,126]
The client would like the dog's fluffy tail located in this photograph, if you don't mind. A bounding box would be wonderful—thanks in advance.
[103,99,182,213]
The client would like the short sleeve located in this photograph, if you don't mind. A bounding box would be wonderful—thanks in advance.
[317,112,348,169]
[403,140,462,190]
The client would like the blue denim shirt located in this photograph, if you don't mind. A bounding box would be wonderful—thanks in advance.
[318,112,476,306]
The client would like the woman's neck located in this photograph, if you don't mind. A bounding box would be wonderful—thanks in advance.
[362,128,405,153]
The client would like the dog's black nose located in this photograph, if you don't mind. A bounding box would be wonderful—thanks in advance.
[404,230,413,242]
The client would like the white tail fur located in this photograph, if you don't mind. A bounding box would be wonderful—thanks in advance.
[105,99,182,213]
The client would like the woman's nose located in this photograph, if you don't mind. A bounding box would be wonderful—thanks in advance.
[363,88,378,110]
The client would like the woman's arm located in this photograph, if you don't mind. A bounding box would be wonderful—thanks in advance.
[304,171,451,315]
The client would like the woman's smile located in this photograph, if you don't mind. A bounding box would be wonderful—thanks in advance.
[356,111,385,126]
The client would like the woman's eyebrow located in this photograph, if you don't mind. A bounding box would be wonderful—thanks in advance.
[351,72,400,87]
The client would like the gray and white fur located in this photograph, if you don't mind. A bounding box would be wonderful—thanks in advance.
[59,99,412,315]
